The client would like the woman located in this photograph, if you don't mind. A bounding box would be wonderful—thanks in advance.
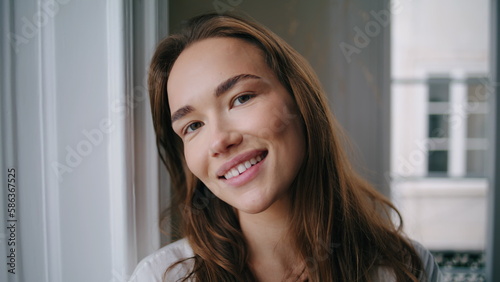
[131,13,442,281]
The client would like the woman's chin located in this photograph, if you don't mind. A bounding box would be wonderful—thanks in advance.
[234,201,273,215]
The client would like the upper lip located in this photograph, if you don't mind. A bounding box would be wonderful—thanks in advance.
[216,150,266,178]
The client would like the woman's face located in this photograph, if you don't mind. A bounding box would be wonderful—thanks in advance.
[167,37,305,214]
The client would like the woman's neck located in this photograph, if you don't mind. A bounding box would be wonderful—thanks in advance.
[237,197,307,281]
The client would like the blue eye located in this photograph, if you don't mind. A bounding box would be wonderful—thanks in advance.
[233,94,255,106]
[185,122,203,134]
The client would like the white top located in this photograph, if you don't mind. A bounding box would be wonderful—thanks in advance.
[129,238,443,281]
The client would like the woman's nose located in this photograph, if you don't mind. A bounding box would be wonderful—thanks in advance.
[209,124,243,157]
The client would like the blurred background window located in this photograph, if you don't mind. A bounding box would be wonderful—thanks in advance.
[391,0,490,280]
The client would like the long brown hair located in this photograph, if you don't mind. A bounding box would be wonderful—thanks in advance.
[149,13,424,281]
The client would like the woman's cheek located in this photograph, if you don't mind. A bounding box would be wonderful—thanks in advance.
[184,141,204,177]
[252,104,291,138]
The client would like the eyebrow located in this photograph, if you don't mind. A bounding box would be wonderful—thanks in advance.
[171,73,261,124]
[171,105,194,123]
[215,74,261,97]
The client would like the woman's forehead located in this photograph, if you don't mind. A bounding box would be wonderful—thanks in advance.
[166,37,272,106]
[169,37,266,81]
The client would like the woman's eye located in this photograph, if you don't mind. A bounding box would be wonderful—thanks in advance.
[185,122,203,134]
[233,94,255,106]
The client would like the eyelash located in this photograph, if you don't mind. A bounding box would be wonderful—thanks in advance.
[184,121,203,134]
[182,93,256,135]
[232,93,256,107]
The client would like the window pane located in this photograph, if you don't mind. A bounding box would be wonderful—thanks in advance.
[429,78,450,102]
[467,114,486,138]
[428,150,448,173]
[467,150,486,177]
[429,114,449,138]
[467,78,488,103]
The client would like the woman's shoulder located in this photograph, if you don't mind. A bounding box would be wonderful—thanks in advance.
[129,238,194,282]
[374,240,443,281]
[411,240,443,281]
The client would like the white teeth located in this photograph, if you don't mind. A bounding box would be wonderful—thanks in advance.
[237,164,246,173]
[223,154,265,180]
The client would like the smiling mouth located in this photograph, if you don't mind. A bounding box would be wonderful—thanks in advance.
[220,151,267,180]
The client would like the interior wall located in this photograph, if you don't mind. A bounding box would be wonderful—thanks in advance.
[167,0,391,195]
